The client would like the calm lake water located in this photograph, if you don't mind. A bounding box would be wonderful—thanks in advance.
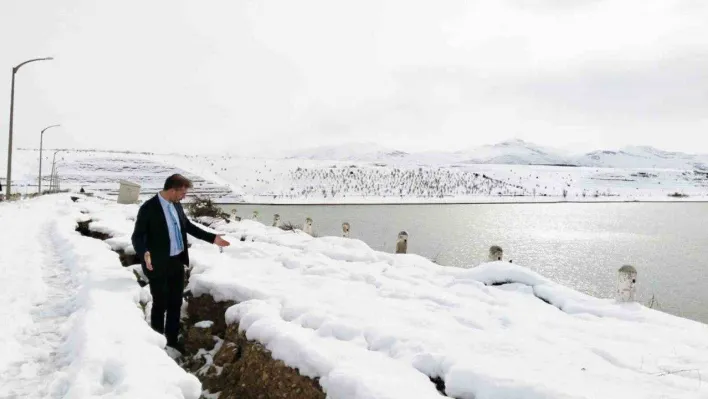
[219,203,708,324]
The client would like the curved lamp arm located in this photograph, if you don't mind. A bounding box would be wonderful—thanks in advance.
[14,57,54,73]
[41,124,61,135]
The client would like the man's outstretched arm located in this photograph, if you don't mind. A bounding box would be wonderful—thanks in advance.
[185,217,218,243]
[179,204,230,247]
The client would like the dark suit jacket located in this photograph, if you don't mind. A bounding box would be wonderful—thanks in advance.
[131,194,216,278]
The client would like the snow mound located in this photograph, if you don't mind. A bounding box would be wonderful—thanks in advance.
[78,197,708,399]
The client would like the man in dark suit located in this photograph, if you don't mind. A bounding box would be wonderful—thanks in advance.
[131,174,230,352]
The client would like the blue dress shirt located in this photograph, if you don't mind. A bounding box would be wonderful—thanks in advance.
[157,193,184,256]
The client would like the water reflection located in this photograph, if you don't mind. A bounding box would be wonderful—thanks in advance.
[219,202,708,324]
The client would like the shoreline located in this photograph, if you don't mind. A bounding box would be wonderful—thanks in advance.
[215,199,708,206]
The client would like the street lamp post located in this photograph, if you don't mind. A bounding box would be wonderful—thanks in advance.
[51,167,59,192]
[49,149,62,192]
[38,124,60,194]
[6,57,53,198]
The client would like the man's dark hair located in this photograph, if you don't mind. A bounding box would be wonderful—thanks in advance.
[164,174,193,190]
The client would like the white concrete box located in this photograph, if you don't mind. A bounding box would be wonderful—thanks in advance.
[117,180,141,204]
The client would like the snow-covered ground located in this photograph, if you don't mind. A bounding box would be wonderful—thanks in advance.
[173,156,708,203]
[3,149,242,202]
[283,140,708,171]
[0,196,200,398]
[65,194,708,399]
[3,146,708,204]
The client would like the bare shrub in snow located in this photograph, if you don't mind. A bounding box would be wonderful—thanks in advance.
[186,196,229,221]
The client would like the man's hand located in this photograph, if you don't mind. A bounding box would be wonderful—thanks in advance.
[144,251,153,271]
[214,235,230,247]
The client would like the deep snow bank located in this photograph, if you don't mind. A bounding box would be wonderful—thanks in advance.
[190,217,708,399]
[76,196,708,399]
[48,200,201,398]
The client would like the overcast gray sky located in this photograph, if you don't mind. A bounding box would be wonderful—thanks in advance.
[1,0,707,158]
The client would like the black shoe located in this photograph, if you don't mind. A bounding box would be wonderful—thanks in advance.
[167,341,185,354]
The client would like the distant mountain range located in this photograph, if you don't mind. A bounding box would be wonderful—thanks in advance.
[287,140,708,171]
[288,142,410,162]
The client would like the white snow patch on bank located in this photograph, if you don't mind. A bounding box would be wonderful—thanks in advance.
[195,321,214,329]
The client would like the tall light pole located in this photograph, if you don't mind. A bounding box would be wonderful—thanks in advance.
[38,124,60,194]
[49,149,62,192]
[6,57,53,198]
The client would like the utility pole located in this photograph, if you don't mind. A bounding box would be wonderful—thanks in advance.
[38,124,60,194]
[6,57,53,197]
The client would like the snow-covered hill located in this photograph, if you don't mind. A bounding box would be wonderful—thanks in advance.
[287,140,708,170]
[577,146,708,170]
[459,139,571,166]
[288,142,409,162]
[286,140,570,166]
[4,145,708,204]
[2,149,242,202]
[173,156,708,203]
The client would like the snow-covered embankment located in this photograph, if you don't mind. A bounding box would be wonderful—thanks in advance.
[0,196,201,398]
[75,195,708,399]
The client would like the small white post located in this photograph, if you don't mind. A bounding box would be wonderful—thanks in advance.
[303,217,314,235]
[396,231,408,254]
[342,222,350,238]
[488,246,503,262]
[273,213,281,227]
[617,265,637,302]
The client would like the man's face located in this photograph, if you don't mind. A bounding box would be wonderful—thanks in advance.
[171,187,188,202]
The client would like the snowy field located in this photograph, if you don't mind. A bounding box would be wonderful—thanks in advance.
[2,149,241,202]
[35,193,707,399]
[207,159,708,204]
[0,196,199,398]
[3,148,708,204]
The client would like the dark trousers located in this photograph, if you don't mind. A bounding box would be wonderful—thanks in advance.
[147,255,185,345]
